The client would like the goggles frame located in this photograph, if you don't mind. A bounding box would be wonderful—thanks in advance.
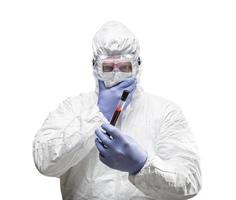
[92,54,141,81]
[92,55,141,68]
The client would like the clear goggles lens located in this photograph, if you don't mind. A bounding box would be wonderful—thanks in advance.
[102,60,132,73]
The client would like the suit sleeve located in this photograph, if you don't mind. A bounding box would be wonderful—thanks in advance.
[128,101,202,200]
[33,96,108,178]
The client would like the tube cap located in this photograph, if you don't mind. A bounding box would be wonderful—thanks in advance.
[121,90,130,101]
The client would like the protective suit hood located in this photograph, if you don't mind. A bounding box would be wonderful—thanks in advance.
[92,21,140,58]
[92,21,143,98]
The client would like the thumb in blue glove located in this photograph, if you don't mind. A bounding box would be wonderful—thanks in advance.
[95,123,147,175]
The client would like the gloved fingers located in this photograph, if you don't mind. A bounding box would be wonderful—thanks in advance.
[101,123,121,139]
[95,138,107,156]
[95,128,112,147]
[125,81,137,93]
[98,80,106,91]
[127,84,136,100]
[117,78,136,89]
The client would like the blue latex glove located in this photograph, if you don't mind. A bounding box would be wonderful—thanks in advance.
[97,78,137,121]
[95,123,148,175]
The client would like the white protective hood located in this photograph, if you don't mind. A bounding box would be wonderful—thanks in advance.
[92,21,143,97]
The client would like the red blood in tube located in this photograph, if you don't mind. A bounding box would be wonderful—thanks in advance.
[116,104,122,112]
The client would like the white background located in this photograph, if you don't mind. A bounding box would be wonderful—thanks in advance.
[0,0,235,199]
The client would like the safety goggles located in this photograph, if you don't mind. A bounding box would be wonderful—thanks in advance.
[93,55,141,81]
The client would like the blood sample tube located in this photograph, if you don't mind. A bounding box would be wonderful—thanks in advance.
[104,90,130,138]
[110,90,130,125]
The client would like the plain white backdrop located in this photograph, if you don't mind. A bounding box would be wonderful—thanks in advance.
[0,0,235,199]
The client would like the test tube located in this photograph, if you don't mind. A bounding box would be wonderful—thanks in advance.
[104,90,130,138]
[110,90,130,126]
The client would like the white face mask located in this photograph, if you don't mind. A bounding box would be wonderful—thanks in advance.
[103,72,133,88]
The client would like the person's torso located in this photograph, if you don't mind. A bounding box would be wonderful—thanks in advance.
[60,90,165,200]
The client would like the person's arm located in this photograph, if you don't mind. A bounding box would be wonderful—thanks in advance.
[128,101,202,200]
[33,95,108,178]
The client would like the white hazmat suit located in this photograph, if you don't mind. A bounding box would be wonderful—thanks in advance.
[33,21,201,200]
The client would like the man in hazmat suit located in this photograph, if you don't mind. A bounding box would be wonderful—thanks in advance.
[33,21,201,200]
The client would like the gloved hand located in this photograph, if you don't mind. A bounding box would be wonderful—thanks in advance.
[95,123,148,175]
[97,78,137,121]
